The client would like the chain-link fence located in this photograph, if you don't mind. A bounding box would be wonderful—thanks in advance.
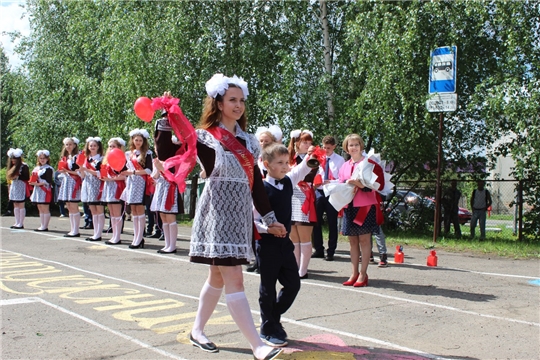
[384,179,525,240]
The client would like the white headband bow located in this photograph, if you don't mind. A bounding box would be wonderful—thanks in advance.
[256,125,283,142]
[290,129,313,140]
[205,73,249,99]
[7,148,23,158]
[63,137,80,145]
[108,137,126,147]
[86,136,102,143]
[36,150,50,157]
[129,128,150,139]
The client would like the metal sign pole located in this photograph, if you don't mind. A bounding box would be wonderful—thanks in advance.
[433,112,444,242]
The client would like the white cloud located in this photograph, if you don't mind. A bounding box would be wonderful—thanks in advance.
[1,1,30,68]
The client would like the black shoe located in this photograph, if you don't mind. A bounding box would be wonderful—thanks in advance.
[10,225,24,229]
[129,239,145,249]
[378,253,388,268]
[189,333,218,353]
[149,232,162,239]
[324,255,334,261]
[85,237,102,241]
[34,228,49,232]
[105,240,121,245]
[63,233,80,237]
[311,251,325,258]
[255,348,283,360]
[300,273,308,279]
[246,264,258,272]
[157,249,177,254]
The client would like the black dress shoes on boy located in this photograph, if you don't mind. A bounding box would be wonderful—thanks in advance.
[311,251,324,258]
[189,333,218,353]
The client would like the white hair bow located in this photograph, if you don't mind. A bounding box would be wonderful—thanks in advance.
[86,136,102,143]
[63,137,80,145]
[7,148,23,158]
[36,150,50,157]
[129,129,150,139]
[205,73,249,99]
[268,125,283,142]
[108,137,126,147]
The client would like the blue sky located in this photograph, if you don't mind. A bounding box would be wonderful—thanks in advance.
[1,1,30,68]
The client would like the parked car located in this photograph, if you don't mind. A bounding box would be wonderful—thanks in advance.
[385,190,472,230]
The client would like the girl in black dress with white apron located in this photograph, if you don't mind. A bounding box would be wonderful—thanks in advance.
[6,148,29,229]
[29,150,54,231]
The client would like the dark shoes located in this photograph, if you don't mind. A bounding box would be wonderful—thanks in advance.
[157,249,177,254]
[128,239,145,249]
[300,273,309,279]
[324,254,334,261]
[10,225,24,229]
[148,232,162,239]
[246,264,259,273]
[105,240,121,245]
[378,253,388,267]
[260,333,288,347]
[85,237,102,242]
[63,233,80,237]
[255,348,283,360]
[80,223,93,230]
[34,228,49,232]
[311,251,325,258]
[189,333,218,353]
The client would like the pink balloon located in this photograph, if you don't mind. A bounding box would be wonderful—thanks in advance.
[134,97,154,122]
[107,148,126,172]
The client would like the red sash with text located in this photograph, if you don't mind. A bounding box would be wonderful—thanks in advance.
[298,181,318,223]
[206,127,255,190]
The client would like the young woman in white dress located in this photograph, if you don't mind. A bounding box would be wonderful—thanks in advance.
[6,148,29,229]
[120,129,153,249]
[57,137,82,237]
[29,150,54,231]
[80,137,105,241]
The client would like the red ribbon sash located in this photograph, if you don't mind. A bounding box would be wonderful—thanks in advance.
[297,181,317,223]
[206,127,255,190]
[130,157,154,195]
[69,174,82,198]
[164,180,177,211]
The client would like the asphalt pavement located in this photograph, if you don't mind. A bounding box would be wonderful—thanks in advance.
[1,215,539,360]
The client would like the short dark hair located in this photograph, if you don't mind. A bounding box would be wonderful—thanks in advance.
[322,135,336,145]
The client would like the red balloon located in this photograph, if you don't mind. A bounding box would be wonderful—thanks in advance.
[134,97,154,122]
[107,148,126,172]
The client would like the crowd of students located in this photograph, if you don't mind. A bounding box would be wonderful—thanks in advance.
[5,73,391,360]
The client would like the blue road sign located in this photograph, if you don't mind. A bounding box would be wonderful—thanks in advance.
[429,46,457,94]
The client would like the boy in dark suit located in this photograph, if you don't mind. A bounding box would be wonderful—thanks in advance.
[254,143,314,347]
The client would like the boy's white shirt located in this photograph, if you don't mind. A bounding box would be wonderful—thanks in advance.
[254,157,312,234]
[316,151,345,181]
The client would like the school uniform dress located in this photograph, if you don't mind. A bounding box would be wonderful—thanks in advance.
[150,171,180,214]
[100,165,125,204]
[339,159,380,236]
[189,123,277,266]
[81,155,103,205]
[255,159,312,338]
[291,155,318,225]
[120,150,153,205]
[30,164,54,204]
[58,155,82,202]
[9,163,30,202]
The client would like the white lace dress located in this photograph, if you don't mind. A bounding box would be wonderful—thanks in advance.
[189,125,276,264]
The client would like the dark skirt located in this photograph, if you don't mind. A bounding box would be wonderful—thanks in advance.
[190,256,249,266]
[342,204,379,236]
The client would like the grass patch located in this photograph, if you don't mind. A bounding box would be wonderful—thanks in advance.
[329,226,540,259]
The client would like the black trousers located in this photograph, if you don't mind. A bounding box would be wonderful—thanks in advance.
[258,236,300,336]
[312,190,339,256]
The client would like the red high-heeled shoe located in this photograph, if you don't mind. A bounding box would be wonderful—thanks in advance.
[343,274,359,286]
[353,274,368,287]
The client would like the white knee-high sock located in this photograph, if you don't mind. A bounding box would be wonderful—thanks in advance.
[132,215,140,242]
[73,212,80,234]
[167,222,178,251]
[38,213,44,229]
[299,242,312,277]
[293,242,300,267]
[69,213,78,235]
[160,223,170,251]
[13,208,20,226]
[18,207,25,227]
[225,292,273,359]
[137,215,146,240]
[191,282,223,343]
[92,215,99,238]
[109,216,122,243]
[43,213,51,229]
[95,213,105,238]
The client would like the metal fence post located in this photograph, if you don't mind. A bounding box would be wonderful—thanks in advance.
[518,180,523,241]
